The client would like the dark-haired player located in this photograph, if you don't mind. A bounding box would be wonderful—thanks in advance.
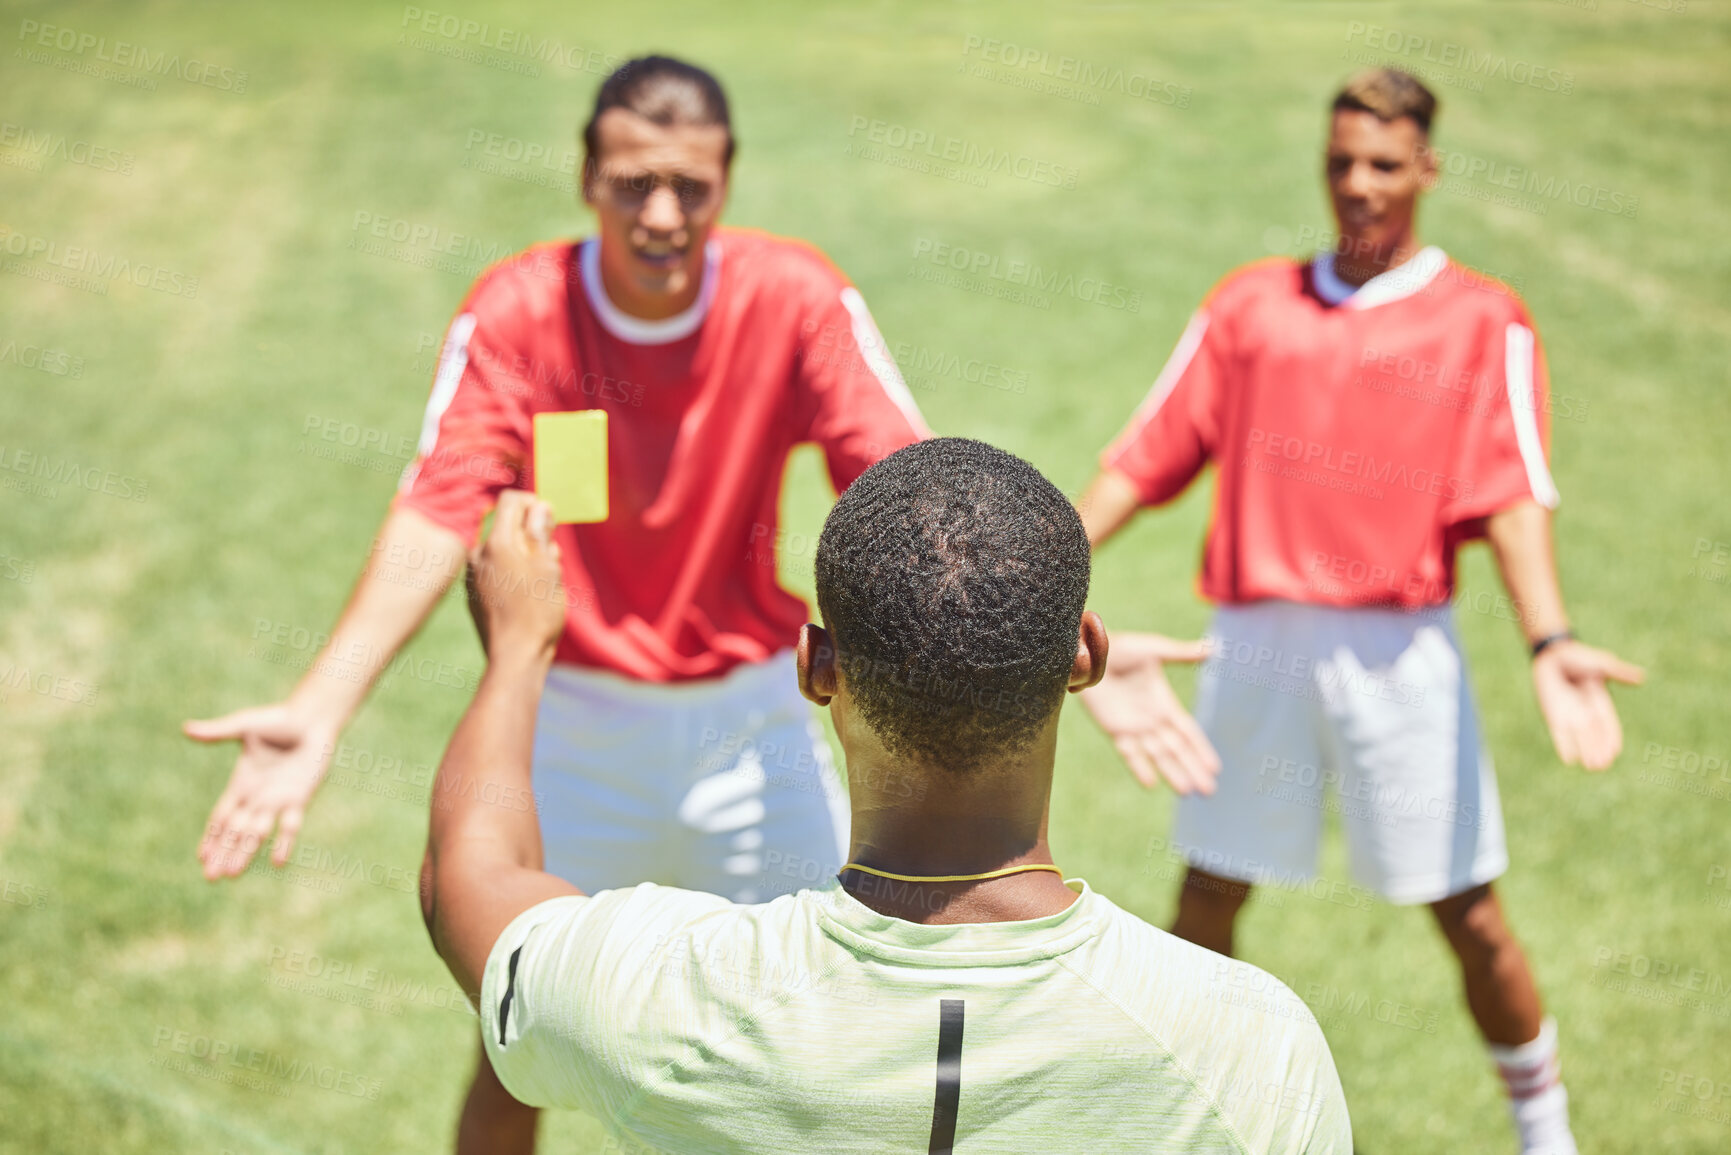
[185,55,926,1153]
[1077,69,1642,1154]
[424,455,1352,1152]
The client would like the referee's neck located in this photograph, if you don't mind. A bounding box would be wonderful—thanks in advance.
[838,733,1076,925]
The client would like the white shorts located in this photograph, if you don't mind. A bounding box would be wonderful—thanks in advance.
[530,650,849,904]
[1172,601,1508,905]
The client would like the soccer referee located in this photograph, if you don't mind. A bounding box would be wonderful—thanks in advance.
[1077,70,1643,1155]
[424,445,1351,1153]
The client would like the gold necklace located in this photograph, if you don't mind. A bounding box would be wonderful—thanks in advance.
[840,862,1064,884]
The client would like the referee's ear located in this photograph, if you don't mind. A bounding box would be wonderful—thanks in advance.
[797,623,838,706]
[1068,612,1109,693]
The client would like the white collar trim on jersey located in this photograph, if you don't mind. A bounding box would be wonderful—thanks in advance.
[1311,244,1446,309]
[579,237,721,345]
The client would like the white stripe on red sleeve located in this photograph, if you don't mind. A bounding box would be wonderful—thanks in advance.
[838,287,931,438]
[1503,322,1560,510]
[400,311,478,494]
[1108,310,1210,463]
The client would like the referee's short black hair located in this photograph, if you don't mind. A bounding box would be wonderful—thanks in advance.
[815,438,1092,775]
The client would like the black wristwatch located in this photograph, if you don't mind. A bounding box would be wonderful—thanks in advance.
[1530,629,1576,659]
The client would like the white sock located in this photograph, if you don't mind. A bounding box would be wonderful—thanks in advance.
[1489,1017,1577,1155]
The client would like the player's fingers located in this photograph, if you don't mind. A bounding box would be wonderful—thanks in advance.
[213,839,257,879]
[202,824,240,878]
[1570,689,1606,769]
[198,786,244,861]
[1150,636,1213,665]
[1584,727,1620,771]
[271,809,304,868]
[182,709,258,742]
[205,781,244,828]
[1113,735,1157,789]
[1146,725,1206,795]
[1585,685,1620,768]
[1113,736,1159,790]
[1550,712,1583,767]
[200,817,251,879]
[1155,759,1201,797]
[221,808,275,878]
[197,827,223,877]
[1142,733,1200,795]
[199,813,235,865]
[1167,709,1222,780]
[1580,685,1623,770]
[1598,685,1625,763]
[206,838,248,880]
[1173,738,1218,795]
[1571,723,1604,770]
[1595,653,1646,686]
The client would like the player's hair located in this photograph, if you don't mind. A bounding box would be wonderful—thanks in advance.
[814,438,1091,775]
[1332,68,1438,135]
[582,55,735,174]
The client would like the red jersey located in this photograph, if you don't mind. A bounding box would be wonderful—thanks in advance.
[1102,247,1557,609]
[395,227,929,681]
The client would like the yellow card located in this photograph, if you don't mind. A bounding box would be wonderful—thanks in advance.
[532,410,608,524]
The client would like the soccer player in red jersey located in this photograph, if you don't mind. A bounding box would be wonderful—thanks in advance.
[184,56,926,1153]
[1077,70,1642,1154]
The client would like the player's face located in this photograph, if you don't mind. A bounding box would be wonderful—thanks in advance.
[583,109,730,314]
[1323,110,1433,255]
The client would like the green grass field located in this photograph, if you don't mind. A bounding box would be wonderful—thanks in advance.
[3,1,1728,1151]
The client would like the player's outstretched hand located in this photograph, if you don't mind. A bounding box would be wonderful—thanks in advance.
[1079,631,1221,795]
[465,489,566,660]
[1532,639,1645,771]
[185,703,338,880]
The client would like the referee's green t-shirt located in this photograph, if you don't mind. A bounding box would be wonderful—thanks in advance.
[480,879,1351,1153]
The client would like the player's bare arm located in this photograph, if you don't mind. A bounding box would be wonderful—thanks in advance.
[1485,499,1645,771]
[186,504,468,879]
[1076,467,1143,548]
[422,490,581,998]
